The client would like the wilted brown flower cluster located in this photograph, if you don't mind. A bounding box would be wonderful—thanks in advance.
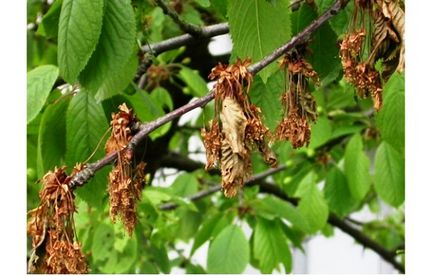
[275,52,319,148]
[105,104,147,235]
[339,0,404,111]
[27,166,88,274]
[202,58,277,197]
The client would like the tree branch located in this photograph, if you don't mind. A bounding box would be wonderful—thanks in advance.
[158,164,404,273]
[69,0,350,193]
[142,0,308,56]
[153,0,204,36]
[142,23,229,55]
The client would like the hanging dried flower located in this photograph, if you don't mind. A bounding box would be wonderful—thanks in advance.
[275,52,318,148]
[105,104,146,235]
[339,0,404,111]
[27,166,88,274]
[202,58,277,197]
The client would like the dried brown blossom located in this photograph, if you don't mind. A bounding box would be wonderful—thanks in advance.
[105,104,146,235]
[27,166,88,274]
[339,0,404,111]
[275,53,318,148]
[202,59,277,197]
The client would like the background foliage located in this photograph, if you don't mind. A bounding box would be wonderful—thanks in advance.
[27,0,404,273]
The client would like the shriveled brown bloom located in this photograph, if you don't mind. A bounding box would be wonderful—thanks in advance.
[340,30,384,111]
[201,119,222,170]
[339,0,404,111]
[27,166,88,274]
[105,104,146,235]
[275,53,318,148]
[202,58,277,197]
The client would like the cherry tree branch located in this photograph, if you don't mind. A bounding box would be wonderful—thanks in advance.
[69,0,350,190]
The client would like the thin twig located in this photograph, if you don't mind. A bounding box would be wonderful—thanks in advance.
[69,0,350,191]
[153,0,203,36]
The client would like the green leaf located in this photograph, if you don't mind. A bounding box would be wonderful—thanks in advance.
[253,218,292,273]
[94,53,138,102]
[170,173,199,197]
[309,116,332,149]
[324,166,358,216]
[207,225,249,274]
[297,180,329,234]
[125,89,171,139]
[194,0,210,8]
[178,65,209,97]
[191,214,222,256]
[376,73,405,155]
[250,72,284,131]
[374,142,405,207]
[58,0,104,83]
[253,196,308,232]
[228,0,292,82]
[92,223,115,261]
[79,0,136,92]
[344,134,371,201]
[151,87,173,111]
[27,65,59,124]
[65,90,108,206]
[65,90,108,164]
[36,0,62,38]
[176,208,203,241]
[150,244,171,273]
[37,98,70,176]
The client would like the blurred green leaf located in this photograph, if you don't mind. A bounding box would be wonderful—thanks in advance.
[324,166,358,216]
[253,218,292,273]
[374,142,405,207]
[37,0,62,38]
[178,65,209,97]
[207,225,249,273]
[344,134,371,201]
[376,73,405,155]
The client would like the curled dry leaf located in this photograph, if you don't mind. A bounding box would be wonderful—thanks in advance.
[105,104,146,235]
[202,58,277,197]
[27,166,88,274]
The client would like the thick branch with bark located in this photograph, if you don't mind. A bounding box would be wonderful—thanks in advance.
[69,0,350,199]
[158,164,404,273]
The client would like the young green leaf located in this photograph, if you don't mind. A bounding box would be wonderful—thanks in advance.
[344,134,371,201]
[58,0,104,83]
[374,142,405,207]
[79,0,136,93]
[36,0,63,38]
[253,218,292,273]
[207,225,249,273]
[190,214,222,256]
[228,0,292,82]
[170,173,199,197]
[92,223,115,261]
[27,65,59,124]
